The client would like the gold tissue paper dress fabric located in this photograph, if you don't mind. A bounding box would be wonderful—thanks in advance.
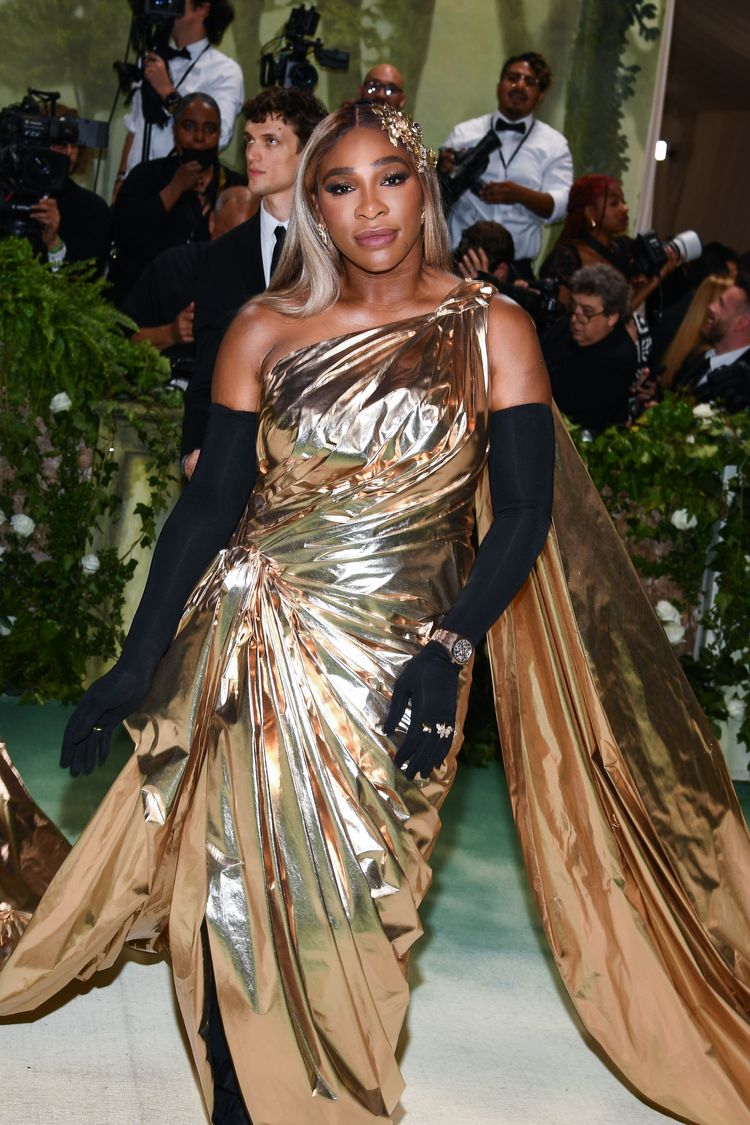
[2,280,750,1124]
[0,282,492,1124]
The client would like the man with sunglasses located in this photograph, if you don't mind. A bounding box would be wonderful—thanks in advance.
[441,51,572,280]
[356,63,406,109]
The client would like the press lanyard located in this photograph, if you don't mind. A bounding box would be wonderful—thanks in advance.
[497,119,536,174]
[174,44,210,91]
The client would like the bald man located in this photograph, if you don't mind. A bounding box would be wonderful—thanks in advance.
[357,63,406,108]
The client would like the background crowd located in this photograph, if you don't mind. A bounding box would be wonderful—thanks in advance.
[9,1,750,466]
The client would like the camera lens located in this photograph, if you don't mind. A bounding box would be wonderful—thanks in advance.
[666,230,702,265]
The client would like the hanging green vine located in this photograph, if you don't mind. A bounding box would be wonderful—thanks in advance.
[0,238,180,702]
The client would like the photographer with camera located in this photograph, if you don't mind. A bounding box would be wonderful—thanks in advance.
[440,51,572,281]
[27,102,111,274]
[116,0,243,186]
[455,219,568,336]
[110,91,245,306]
[542,263,647,436]
[454,219,515,285]
[541,174,697,314]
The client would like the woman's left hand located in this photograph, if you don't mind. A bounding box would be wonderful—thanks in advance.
[383,642,459,779]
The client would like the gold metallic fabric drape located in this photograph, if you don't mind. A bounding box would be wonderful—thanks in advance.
[483,413,750,1125]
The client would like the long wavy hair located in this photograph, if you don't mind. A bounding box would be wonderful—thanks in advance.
[661,274,732,388]
[556,174,622,246]
[256,104,453,318]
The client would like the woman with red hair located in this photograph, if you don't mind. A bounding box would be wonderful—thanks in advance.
[542,174,630,281]
[542,174,676,310]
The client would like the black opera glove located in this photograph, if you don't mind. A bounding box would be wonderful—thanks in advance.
[60,404,259,777]
[383,642,460,780]
[383,402,554,781]
[60,664,157,777]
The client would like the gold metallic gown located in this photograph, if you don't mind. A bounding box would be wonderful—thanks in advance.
[2,280,750,1125]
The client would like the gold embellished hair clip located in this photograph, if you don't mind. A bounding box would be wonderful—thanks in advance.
[370,104,438,173]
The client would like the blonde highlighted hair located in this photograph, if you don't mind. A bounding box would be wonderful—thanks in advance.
[255,104,452,318]
[661,274,733,388]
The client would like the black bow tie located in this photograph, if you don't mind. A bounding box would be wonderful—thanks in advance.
[164,45,191,61]
[495,119,526,135]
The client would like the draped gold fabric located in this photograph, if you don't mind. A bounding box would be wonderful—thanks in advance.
[2,279,750,1124]
[0,744,70,961]
[482,415,750,1125]
[0,283,492,1124]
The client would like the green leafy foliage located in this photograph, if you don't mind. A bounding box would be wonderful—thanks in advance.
[575,397,750,750]
[0,238,179,702]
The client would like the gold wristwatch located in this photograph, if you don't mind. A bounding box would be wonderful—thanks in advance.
[431,628,474,666]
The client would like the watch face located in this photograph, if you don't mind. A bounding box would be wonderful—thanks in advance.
[452,637,474,665]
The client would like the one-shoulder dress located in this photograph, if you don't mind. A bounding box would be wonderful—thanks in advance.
[2,281,750,1125]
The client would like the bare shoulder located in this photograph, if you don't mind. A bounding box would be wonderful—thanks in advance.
[212,302,290,412]
[486,291,552,410]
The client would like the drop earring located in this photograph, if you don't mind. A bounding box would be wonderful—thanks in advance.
[317,222,329,248]
[420,208,425,226]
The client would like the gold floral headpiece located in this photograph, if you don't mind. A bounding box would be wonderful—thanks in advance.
[370,104,438,174]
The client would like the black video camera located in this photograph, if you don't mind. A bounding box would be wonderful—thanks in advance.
[114,0,186,105]
[260,4,349,91]
[0,90,109,238]
[440,129,500,210]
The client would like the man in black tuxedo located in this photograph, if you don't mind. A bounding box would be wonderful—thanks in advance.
[674,273,750,412]
[181,87,327,474]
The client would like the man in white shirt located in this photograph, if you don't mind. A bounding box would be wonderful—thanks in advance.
[117,0,243,183]
[676,276,750,411]
[441,51,573,278]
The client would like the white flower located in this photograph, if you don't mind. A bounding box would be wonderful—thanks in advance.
[49,391,72,414]
[655,599,681,624]
[0,616,16,637]
[727,698,747,722]
[692,403,714,418]
[663,621,686,645]
[670,509,698,530]
[686,435,696,445]
[10,513,35,537]
[80,553,101,574]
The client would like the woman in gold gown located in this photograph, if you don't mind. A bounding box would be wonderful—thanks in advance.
[2,104,750,1125]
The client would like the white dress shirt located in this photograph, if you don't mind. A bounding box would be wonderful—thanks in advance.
[443,110,573,260]
[695,344,750,387]
[124,38,244,173]
[259,203,289,287]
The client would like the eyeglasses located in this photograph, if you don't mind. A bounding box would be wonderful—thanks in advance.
[570,304,608,321]
[364,79,403,97]
[502,71,540,88]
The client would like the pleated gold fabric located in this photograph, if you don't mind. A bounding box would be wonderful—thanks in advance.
[0,282,492,1124]
[482,414,750,1125]
[0,744,71,961]
[3,279,750,1125]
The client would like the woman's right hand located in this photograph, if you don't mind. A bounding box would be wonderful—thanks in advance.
[60,663,155,777]
[160,161,205,212]
[171,160,205,195]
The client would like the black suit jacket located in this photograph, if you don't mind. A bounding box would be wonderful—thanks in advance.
[181,213,265,456]
[675,348,750,413]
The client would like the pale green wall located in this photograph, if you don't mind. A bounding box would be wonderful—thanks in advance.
[0,0,665,240]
